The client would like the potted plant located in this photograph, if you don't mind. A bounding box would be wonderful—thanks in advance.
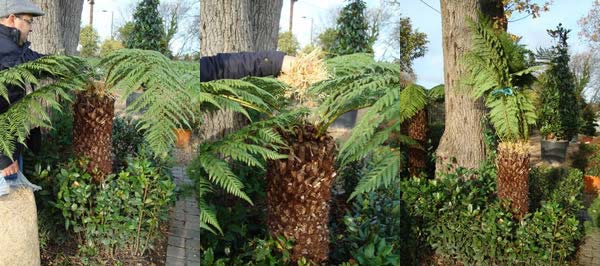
[538,24,581,163]
[582,143,600,194]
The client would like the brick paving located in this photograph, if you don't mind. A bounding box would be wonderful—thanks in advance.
[165,166,200,266]
[578,230,600,266]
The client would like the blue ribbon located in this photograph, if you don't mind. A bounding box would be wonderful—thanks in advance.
[491,87,514,96]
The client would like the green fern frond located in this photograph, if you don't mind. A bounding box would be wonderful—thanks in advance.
[348,148,400,200]
[464,17,539,142]
[309,55,401,135]
[100,49,194,157]
[0,56,86,159]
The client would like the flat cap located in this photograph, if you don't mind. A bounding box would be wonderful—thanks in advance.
[0,0,44,18]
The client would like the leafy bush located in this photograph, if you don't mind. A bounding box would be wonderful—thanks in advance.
[201,236,309,265]
[587,197,600,230]
[112,116,145,171]
[572,143,600,176]
[401,166,584,265]
[581,104,598,136]
[329,181,400,265]
[99,39,124,58]
[54,155,176,257]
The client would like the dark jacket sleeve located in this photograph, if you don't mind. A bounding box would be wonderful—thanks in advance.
[0,49,46,169]
[200,51,286,82]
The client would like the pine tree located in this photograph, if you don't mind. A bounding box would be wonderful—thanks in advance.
[331,0,373,56]
[126,0,167,55]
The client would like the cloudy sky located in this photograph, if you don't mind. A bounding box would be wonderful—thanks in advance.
[402,0,596,88]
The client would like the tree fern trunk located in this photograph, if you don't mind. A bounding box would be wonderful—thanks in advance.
[266,123,336,264]
[496,142,529,219]
[408,109,428,177]
[72,85,114,183]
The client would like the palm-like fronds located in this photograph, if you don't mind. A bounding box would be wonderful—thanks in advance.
[189,108,308,233]
[100,49,195,157]
[310,54,404,198]
[348,147,401,199]
[0,56,86,159]
[463,17,539,142]
[311,54,401,136]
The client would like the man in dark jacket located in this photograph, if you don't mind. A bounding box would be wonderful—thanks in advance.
[0,0,45,179]
[200,51,295,82]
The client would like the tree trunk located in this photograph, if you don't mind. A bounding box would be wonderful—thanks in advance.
[251,0,283,51]
[435,0,503,175]
[266,124,336,264]
[30,0,84,55]
[200,0,282,141]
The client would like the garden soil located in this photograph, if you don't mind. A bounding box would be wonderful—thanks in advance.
[0,188,40,266]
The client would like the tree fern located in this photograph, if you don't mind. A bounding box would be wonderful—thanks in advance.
[99,49,195,156]
[0,56,86,159]
[188,109,307,233]
[463,17,539,142]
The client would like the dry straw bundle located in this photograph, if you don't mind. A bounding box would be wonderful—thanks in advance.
[277,48,329,105]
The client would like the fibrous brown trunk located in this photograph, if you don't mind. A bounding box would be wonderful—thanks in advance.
[408,109,428,177]
[30,0,84,55]
[496,142,529,219]
[266,124,336,264]
[435,0,503,175]
[200,0,282,141]
[72,82,114,183]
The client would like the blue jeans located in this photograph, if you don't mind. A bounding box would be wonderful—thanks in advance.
[4,155,22,181]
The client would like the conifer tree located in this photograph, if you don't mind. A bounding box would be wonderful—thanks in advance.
[331,0,373,56]
[126,0,167,54]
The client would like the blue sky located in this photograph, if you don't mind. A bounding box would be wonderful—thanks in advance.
[402,0,596,88]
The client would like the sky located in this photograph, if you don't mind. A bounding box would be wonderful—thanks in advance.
[402,0,596,88]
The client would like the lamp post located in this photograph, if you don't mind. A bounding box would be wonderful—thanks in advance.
[301,16,313,46]
[101,10,114,40]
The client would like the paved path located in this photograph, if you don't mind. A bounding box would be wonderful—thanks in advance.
[165,166,200,266]
[578,230,600,266]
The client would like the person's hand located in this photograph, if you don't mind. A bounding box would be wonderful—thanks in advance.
[1,161,18,177]
[281,55,296,74]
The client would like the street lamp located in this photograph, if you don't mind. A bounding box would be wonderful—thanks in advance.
[301,16,313,46]
[101,9,114,40]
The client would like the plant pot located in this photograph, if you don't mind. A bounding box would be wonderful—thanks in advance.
[584,175,600,194]
[174,128,192,148]
[540,139,569,163]
[331,110,358,129]
[581,136,594,144]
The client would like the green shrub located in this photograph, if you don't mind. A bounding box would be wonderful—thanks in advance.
[330,181,401,265]
[588,197,600,229]
[112,116,145,171]
[572,143,600,176]
[581,104,598,136]
[54,155,176,257]
[401,166,584,264]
